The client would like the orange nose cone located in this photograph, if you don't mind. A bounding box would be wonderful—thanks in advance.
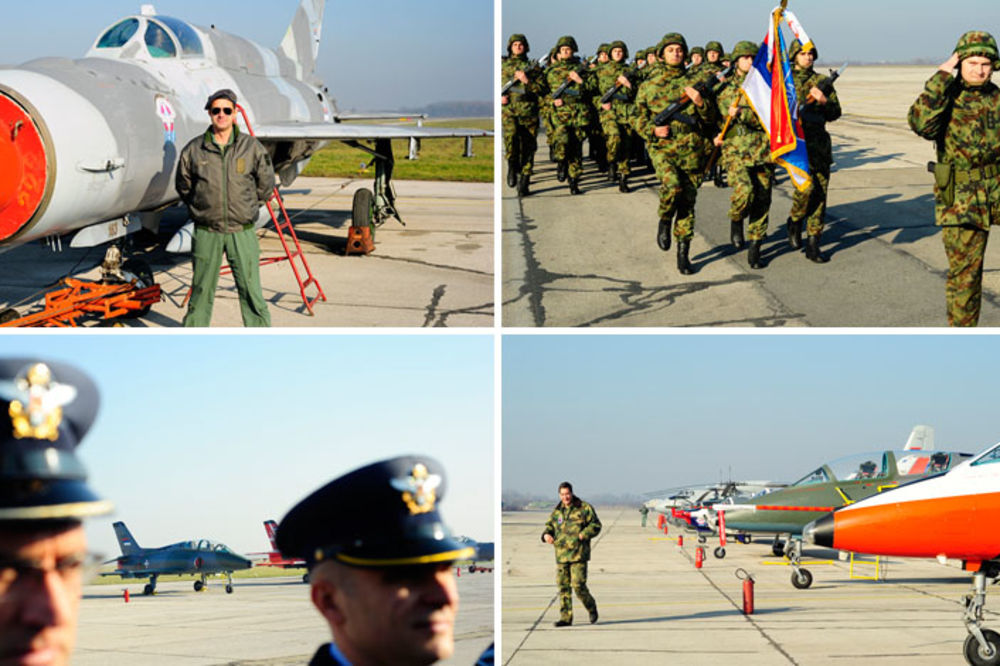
[0,94,48,241]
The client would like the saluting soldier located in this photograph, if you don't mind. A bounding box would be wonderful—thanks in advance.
[546,36,593,194]
[714,41,774,268]
[542,482,602,627]
[277,455,476,666]
[0,360,113,666]
[595,40,637,192]
[788,41,841,262]
[909,31,1000,327]
[502,34,545,197]
[635,33,718,274]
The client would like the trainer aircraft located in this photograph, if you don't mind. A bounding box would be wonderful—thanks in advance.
[103,521,253,595]
[247,519,308,582]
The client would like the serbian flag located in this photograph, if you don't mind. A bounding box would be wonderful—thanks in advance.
[741,6,812,191]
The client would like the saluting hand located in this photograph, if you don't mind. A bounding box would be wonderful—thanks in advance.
[939,52,961,75]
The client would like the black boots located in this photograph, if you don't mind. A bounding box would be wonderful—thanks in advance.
[730,219,745,250]
[506,159,518,188]
[607,163,617,183]
[556,160,567,182]
[568,178,581,195]
[657,217,672,251]
[618,173,630,193]
[787,217,803,249]
[805,235,828,263]
[748,240,765,269]
[677,240,694,275]
[517,173,530,197]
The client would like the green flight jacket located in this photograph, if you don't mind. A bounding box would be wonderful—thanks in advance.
[176,125,276,233]
[542,498,602,564]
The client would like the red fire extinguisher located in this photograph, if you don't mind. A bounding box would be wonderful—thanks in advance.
[695,546,704,568]
[735,568,755,614]
[123,588,130,603]
[677,535,683,547]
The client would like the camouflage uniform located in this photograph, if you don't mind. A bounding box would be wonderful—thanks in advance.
[635,33,718,273]
[595,40,636,189]
[717,41,774,268]
[502,34,544,196]
[546,36,592,193]
[909,31,1000,326]
[701,41,725,78]
[688,46,706,74]
[542,496,602,624]
[789,41,842,262]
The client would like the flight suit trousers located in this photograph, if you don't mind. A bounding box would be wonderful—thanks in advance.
[184,225,271,328]
[556,561,596,623]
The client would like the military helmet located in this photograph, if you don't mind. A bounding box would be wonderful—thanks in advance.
[731,41,758,60]
[705,40,724,54]
[598,43,610,55]
[658,32,688,59]
[507,33,530,55]
[690,46,705,58]
[556,35,578,52]
[609,40,629,60]
[788,40,818,62]
[955,30,1000,67]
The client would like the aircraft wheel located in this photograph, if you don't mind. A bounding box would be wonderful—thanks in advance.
[302,573,310,584]
[964,629,1000,665]
[225,584,234,594]
[0,308,19,324]
[119,258,155,319]
[352,188,375,240]
[714,547,726,559]
[772,541,785,558]
[698,535,707,544]
[143,584,153,596]
[194,580,204,592]
[791,569,813,590]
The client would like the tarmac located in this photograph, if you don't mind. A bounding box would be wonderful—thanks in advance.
[0,177,493,327]
[502,507,991,665]
[502,65,1000,326]
[75,571,494,665]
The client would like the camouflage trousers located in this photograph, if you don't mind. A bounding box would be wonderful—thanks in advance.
[790,169,830,236]
[556,561,596,623]
[942,225,989,327]
[729,164,774,241]
[650,150,702,241]
[503,113,539,176]
[600,116,631,176]
[548,122,586,179]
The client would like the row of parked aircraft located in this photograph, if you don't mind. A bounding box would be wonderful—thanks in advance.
[644,425,1000,665]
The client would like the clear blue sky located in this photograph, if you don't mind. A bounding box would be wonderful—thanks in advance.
[0,0,492,110]
[0,334,493,559]
[502,1,1000,64]
[503,335,1000,498]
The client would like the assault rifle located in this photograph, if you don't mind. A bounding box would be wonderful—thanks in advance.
[805,62,848,104]
[551,61,590,100]
[501,55,548,96]
[599,75,633,105]
[653,64,733,126]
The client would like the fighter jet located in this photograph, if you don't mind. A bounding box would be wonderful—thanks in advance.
[0,0,490,266]
[103,520,253,595]
[247,519,308,582]
[455,535,494,572]
[803,440,1000,665]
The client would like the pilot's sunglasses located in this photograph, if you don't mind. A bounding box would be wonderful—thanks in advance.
[211,107,234,116]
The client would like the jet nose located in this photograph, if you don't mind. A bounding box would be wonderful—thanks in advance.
[803,514,835,548]
[0,92,49,241]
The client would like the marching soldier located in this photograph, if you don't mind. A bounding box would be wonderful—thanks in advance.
[689,46,706,72]
[714,41,774,268]
[788,41,842,262]
[546,36,593,194]
[909,31,1000,326]
[636,32,718,274]
[542,482,601,627]
[502,34,544,197]
[595,40,636,191]
[702,41,725,76]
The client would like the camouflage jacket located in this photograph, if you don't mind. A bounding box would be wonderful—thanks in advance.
[717,70,770,167]
[594,60,635,124]
[635,64,717,171]
[792,66,841,170]
[909,70,1000,229]
[501,55,545,119]
[542,497,601,563]
[546,58,593,127]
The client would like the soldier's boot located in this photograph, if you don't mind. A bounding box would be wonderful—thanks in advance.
[517,173,531,197]
[569,177,582,195]
[506,159,518,188]
[607,162,617,183]
[618,173,630,193]
[748,240,766,269]
[556,160,567,183]
[589,604,599,624]
[657,217,672,251]
[677,240,694,275]
[805,234,829,263]
[730,219,745,250]
[786,217,803,250]
[554,619,572,627]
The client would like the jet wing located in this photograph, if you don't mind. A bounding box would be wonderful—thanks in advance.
[251,122,492,142]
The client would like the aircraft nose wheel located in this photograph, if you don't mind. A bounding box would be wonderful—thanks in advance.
[772,540,785,557]
[791,569,813,589]
[142,584,154,596]
[714,547,726,559]
[194,580,204,592]
[225,584,234,594]
[965,630,1000,665]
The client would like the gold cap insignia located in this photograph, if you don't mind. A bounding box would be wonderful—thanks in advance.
[1,363,77,441]
[390,463,442,515]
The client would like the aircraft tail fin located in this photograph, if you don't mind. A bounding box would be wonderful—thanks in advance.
[264,520,279,550]
[112,521,141,556]
[904,425,935,451]
[278,0,325,80]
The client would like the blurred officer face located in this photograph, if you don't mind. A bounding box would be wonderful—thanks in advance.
[510,41,525,56]
[312,560,460,666]
[737,55,754,74]
[0,524,87,666]
[559,487,573,507]
[209,98,236,134]
[557,45,573,61]
[962,55,994,86]
[795,49,815,70]
[707,50,721,63]
[611,47,625,63]
[662,44,685,66]
[691,52,703,66]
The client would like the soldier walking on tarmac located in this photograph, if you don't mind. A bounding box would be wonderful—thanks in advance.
[909,31,1000,327]
[542,481,602,627]
[502,34,544,196]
